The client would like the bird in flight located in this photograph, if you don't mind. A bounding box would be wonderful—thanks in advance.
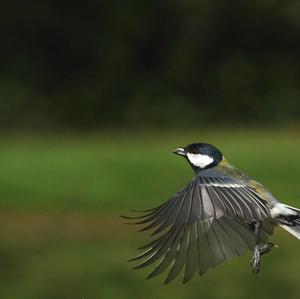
[123,143,300,284]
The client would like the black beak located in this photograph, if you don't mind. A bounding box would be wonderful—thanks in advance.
[173,147,186,156]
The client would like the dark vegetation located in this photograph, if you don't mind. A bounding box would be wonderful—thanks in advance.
[1,1,300,129]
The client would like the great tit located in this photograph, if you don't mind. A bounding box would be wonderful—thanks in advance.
[124,143,300,284]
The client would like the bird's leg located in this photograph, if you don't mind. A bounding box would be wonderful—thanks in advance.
[251,222,261,274]
[259,243,277,256]
[251,246,260,274]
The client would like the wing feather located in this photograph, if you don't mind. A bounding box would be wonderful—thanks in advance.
[152,181,196,235]
[146,226,186,278]
[127,174,274,283]
[132,226,181,269]
[164,226,189,284]
[197,221,213,275]
[183,222,199,283]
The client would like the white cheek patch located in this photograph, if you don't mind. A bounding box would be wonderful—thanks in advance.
[187,153,214,168]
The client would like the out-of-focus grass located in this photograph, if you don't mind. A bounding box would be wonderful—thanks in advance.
[0,129,300,299]
[0,128,300,211]
[0,212,299,299]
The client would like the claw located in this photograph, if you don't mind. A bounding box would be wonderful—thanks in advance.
[251,258,260,274]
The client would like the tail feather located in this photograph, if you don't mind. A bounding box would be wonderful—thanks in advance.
[280,224,300,240]
[277,204,300,240]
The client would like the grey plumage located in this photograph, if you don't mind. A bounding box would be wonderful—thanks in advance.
[126,172,273,283]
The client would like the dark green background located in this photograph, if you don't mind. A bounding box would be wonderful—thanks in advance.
[1,1,300,298]
[1,0,300,129]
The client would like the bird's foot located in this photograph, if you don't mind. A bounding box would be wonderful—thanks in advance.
[251,243,278,274]
[259,243,277,256]
[251,245,260,275]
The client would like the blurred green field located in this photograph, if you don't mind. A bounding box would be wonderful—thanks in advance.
[1,129,300,299]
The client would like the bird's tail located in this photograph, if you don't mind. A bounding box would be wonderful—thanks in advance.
[278,204,300,240]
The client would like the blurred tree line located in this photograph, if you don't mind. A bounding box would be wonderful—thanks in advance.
[1,0,300,129]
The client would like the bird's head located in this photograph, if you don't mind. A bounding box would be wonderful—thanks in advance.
[173,143,224,171]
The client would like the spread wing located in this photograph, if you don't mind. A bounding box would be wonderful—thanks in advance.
[124,176,274,284]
